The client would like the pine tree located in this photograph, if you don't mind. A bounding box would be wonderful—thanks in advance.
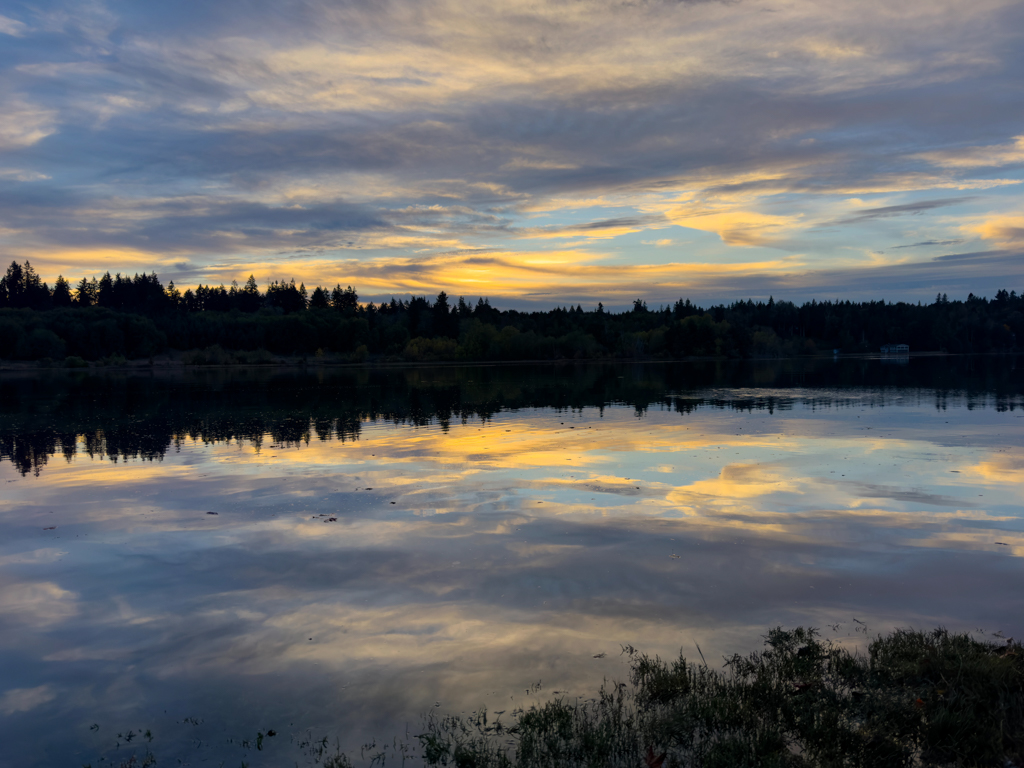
[166,280,181,306]
[52,276,73,307]
[309,286,330,309]
[97,272,114,307]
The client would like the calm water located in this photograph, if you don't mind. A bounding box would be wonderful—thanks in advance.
[1,358,1023,766]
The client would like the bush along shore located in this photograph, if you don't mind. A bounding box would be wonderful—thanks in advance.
[90,627,1024,768]
[1,261,1023,365]
[417,627,1024,768]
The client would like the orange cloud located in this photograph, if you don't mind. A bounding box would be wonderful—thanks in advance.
[918,136,1024,169]
[967,215,1024,246]
[9,248,187,280]
[188,249,805,303]
[667,209,805,247]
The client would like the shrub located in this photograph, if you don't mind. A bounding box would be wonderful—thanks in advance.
[403,336,458,362]
[233,348,275,365]
[182,345,276,365]
[18,327,66,360]
[182,345,232,365]
[418,627,1024,768]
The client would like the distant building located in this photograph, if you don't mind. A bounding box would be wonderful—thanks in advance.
[880,343,910,354]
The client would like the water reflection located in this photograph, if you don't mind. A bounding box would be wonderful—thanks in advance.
[2,356,1021,477]
[0,359,1022,766]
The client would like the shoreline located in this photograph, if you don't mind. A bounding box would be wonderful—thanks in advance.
[0,348,976,374]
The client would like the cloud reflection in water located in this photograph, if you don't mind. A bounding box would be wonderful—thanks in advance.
[0,382,1022,766]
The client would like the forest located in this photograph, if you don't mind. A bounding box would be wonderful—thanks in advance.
[0,260,1021,363]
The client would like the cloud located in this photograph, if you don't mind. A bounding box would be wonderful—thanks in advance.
[0,686,55,716]
[845,482,964,507]
[825,198,973,227]
[501,158,579,170]
[232,248,807,302]
[1,0,1023,302]
[0,192,392,255]
[0,169,51,182]
[967,215,1024,246]
[0,13,27,36]
[0,99,58,150]
[667,208,805,247]
[518,215,661,241]
[19,237,1016,308]
[0,548,66,567]
[6,395,1024,761]
[917,136,1024,169]
[0,247,190,281]
[891,239,963,249]
[799,39,869,61]
[0,581,78,627]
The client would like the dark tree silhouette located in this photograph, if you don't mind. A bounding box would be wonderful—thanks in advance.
[52,276,73,307]
[0,259,1021,363]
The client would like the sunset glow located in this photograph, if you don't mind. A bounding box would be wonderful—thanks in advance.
[2,0,1022,307]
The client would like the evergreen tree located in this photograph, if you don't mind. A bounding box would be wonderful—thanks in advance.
[309,286,330,309]
[2,261,25,307]
[1,260,49,308]
[166,280,181,307]
[97,272,114,307]
[331,285,359,313]
[238,275,262,312]
[74,277,98,306]
[52,276,73,307]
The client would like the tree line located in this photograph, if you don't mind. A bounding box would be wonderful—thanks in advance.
[0,260,1021,363]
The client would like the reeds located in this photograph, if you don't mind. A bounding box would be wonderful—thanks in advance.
[417,627,1024,768]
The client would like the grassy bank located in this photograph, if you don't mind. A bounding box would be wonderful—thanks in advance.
[85,626,1024,768]
[418,627,1024,768]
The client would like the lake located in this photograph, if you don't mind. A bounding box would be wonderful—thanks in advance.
[1,357,1023,766]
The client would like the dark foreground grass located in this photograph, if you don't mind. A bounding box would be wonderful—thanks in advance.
[418,627,1024,768]
[83,627,1024,768]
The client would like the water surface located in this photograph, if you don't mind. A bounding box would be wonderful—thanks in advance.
[1,358,1022,766]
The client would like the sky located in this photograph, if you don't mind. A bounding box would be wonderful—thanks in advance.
[1,0,1023,309]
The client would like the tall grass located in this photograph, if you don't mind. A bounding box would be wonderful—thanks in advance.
[418,627,1024,768]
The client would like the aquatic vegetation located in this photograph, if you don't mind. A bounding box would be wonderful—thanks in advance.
[71,627,1024,767]
[417,627,1024,768]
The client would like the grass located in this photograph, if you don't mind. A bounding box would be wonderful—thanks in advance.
[417,627,1024,768]
[78,626,1024,768]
